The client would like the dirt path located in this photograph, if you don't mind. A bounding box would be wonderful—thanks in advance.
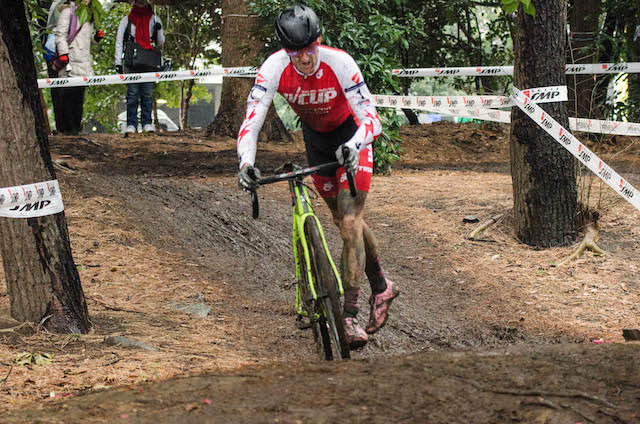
[5,343,640,424]
[1,124,639,422]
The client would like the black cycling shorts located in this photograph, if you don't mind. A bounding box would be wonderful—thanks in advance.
[302,115,358,176]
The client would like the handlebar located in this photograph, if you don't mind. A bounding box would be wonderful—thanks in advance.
[256,161,341,186]
[249,149,357,219]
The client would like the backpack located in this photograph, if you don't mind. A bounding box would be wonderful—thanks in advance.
[43,2,81,69]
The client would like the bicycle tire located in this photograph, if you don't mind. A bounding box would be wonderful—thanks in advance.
[304,218,351,360]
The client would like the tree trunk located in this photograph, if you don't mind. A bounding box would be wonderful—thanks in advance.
[206,0,291,142]
[402,108,419,125]
[181,79,195,130]
[39,88,51,135]
[400,78,419,125]
[567,0,601,118]
[510,0,579,247]
[592,9,616,117]
[627,1,640,122]
[0,3,90,333]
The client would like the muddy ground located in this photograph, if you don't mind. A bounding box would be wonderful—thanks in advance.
[1,122,639,423]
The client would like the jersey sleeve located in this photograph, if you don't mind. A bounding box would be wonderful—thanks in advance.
[236,53,285,169]
[335,55,382,152]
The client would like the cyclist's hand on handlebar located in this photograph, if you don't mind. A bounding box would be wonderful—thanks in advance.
[335,144,359,174]
[238,165,261,191]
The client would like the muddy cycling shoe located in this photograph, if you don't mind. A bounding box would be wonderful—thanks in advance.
[365,279,400,334]
[344,317,368,349]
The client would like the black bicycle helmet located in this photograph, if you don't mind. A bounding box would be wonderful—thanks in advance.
[275,5,322,50]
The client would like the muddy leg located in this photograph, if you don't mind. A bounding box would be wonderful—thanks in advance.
[324,190,366,317]
[363,222,388,294]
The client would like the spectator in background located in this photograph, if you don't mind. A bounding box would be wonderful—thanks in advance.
[115,0,165,134]
[44,0,68,134]
[54,0,104,135]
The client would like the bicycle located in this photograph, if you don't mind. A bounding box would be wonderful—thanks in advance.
[247,149,356,360]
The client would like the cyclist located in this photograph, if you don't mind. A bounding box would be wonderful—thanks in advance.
[237,5,399,349]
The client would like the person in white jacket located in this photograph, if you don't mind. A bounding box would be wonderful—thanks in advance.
[54,0,104,135]
[114,0,165,133]
[44,0,69,134]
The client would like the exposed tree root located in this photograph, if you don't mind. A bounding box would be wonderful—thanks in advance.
[468,213,504,240]
[78,137,102,147]
[53,160,76,174]
[0,322,29,333]
[557,225,606,266]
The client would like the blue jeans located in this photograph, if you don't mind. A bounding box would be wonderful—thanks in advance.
[126,82,155,127]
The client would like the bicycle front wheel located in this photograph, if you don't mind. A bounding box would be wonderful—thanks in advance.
[303,218,350,360]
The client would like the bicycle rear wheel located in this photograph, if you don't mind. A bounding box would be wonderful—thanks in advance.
[303,218,350,360]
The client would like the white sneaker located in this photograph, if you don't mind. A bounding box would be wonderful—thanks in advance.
[143,124,155,133]
[125,125,136,134]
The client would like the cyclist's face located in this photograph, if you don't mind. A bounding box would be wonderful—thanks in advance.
[287,40,319,75]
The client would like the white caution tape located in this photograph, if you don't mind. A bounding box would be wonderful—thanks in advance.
[392,62,640,77]
[510,87,640,212]
[39,62,640,88]
[39,68,640,137]
[373,86,567,110]
[373,86,640,136]
[0,180,64,218]
[570,118,640,137]
[37,66,259,89]
[429,107,511,123]
[380,104,640,136]
[377,100,511,123]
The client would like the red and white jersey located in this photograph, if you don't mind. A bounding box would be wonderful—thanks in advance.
[237,45,381,168]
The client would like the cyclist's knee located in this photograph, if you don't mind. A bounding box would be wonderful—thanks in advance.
[340,214,362,241]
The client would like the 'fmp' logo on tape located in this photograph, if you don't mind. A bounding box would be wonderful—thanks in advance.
[156,73,177,80]
[620,179,635,198]
[83,77,106,84]
[559,128,572,145]
[566,65,587,73]
[435,68,460,75]
[577,144,591,162]
[47,79,69,86]
[540,113,553,129]
[598,161,612,181]
[531,91,560,101]
[603,64,629,72]
[120,75,142,82]
[477,68,502,75]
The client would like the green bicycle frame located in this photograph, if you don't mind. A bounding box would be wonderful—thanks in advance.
[291,180,343,317]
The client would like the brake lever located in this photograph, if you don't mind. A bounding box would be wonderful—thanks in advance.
[247,167,260,219]
[251,189,259,219]
[342,145,357,198]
